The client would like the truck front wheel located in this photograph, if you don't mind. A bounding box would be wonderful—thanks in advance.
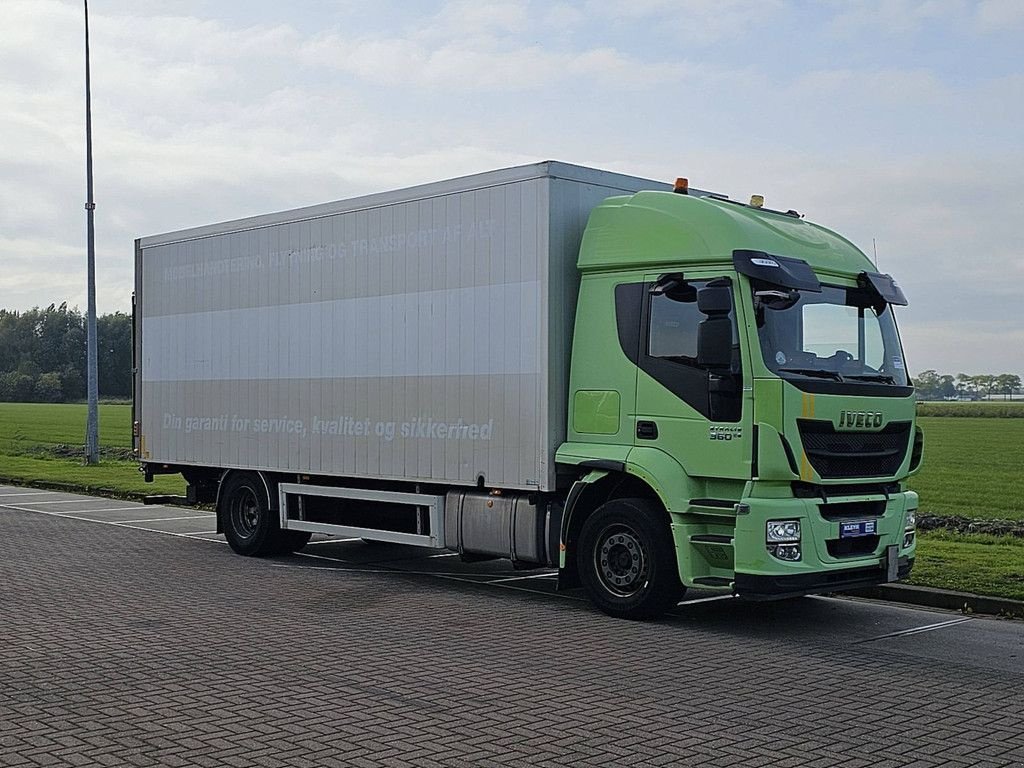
[220,473,287,556]
[578,498,684,620]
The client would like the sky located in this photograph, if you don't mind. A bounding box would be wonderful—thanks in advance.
[2,0,1022,376]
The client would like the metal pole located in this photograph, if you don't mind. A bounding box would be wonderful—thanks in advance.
[84,0,99,464]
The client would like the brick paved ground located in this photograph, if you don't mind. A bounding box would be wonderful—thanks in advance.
[1,486,1023,767]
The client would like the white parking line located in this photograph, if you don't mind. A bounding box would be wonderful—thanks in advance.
[489,572,557,583]
[0,491,56,497]
[304,537,361,544]
[678,594,736,606]
[12,498,123,505]
[0,501,228,544]
[114,515,217,524]
[49,506,142,515]
[858,617,974,642]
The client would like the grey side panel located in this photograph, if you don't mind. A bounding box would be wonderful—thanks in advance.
[136,165,665,490]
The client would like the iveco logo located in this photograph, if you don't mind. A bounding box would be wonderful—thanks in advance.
[838,411,883,429]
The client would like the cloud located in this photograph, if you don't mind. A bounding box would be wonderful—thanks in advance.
[975,0,1024,32]
[586,0,789,44]
[297,33,686,90]
[825,0,968,36]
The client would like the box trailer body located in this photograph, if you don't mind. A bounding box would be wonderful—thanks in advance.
[135,163,665,492]
[136,161,922,620]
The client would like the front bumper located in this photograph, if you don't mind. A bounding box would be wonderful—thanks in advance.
[735,556,914,600]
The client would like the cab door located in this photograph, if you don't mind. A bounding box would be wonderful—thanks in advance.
[633,273,753,481]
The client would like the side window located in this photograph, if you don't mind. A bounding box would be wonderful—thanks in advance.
[637,278,742,422]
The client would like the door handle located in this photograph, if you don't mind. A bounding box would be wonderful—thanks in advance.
[636,421,659,440]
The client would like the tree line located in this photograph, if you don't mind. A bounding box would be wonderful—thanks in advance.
[0,304,132,402]
[912,370,1022,401]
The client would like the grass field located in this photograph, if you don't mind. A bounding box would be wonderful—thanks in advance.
[909,417,1024,521]
[0,402,184,497]
[1,402,1022,601]
[917,401,1024,418]
[908,531,1024,602]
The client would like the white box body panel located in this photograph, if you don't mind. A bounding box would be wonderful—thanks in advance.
[135,162,664,491]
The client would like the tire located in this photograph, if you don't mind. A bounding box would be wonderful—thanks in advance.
[220,473,287,556]
[577,498,684,620]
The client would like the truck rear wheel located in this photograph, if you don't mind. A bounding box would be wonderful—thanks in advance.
[577,498,684,620]
[220,473,287,556]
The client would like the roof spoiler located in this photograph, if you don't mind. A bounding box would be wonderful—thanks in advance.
[733,250,821,292]
[859,271,908,306]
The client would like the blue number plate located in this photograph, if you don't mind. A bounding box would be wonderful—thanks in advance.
[840,520,877,538]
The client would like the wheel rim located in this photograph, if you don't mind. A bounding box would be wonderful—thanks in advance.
[594,523,648,597]
[229,487,261,540]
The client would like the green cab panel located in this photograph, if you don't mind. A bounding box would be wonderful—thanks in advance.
[572,390,620,435]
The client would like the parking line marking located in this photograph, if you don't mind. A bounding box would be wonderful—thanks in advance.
[678,594,736,606]
[49,506,143,515]
[12,498,127,505]
[427,552,460,558]
[115,515,217,524]
[857,617,973,643]
[489,572,557,583]
[0,501,229,544]
[304,537,361,544]
[0,491,56,497]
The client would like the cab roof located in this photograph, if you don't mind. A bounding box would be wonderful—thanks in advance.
[578,190,874,277]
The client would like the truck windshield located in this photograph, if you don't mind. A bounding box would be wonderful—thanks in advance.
[753,284,908,386]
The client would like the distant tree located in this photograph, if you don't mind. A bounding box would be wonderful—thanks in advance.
[996,373,1022,400]
[912,369,940,399]
[97,312,132,398]
[956,373,978,399]
[34,372,63,403]
[938,374,956,399]
[6,373,35,402]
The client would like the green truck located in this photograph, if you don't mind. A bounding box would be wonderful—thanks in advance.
[136,162,921,619]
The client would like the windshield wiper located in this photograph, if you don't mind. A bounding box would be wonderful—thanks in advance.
[777,367,845,382]
[845,373,896,384]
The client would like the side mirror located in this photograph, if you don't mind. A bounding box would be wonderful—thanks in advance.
[696,286,733,370]
[697,285,732,315]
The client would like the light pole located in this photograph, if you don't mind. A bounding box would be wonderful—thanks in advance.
[84,0,99,464]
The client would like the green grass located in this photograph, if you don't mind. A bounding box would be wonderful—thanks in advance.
[909,417,1024,521]
[917,401,1024,418]
[0,402,183,497]
[908,531,1024,602]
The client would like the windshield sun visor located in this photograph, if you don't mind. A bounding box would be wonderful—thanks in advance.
[860,271,908,306]
[733,250,821,292]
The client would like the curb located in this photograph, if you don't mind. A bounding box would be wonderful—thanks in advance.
[846,583,1024,619]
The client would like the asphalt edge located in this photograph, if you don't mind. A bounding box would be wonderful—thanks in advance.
[846,583,1024,619]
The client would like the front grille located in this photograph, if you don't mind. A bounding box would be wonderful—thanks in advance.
[827,536,880,558]
[819,500,886,521]
[797,420,912,479]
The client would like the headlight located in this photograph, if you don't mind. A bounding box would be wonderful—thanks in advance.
[905,509,917,531]
[766,520,801,543]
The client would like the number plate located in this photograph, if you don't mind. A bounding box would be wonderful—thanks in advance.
[840,520,877,538]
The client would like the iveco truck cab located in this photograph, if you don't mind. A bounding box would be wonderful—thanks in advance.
[556,179,922,618]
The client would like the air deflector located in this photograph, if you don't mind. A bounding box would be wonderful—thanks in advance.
[733,250,821,292]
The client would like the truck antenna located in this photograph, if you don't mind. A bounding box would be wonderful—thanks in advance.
[872,238,879,268]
